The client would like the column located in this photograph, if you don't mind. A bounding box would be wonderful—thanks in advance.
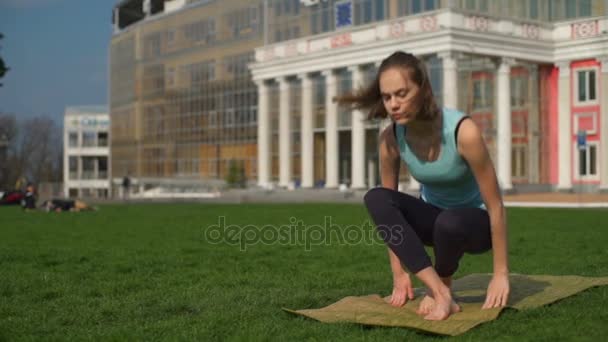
[278,77,292,188]
[323,70,339,188]
[349,66,366,189]
[439,51,458,109]
[256,80,271,188]
[409,177,420,191]
[77,156,83,198]
[496,58,513,191]
[298,73,314,188]
[599,56,608,191]
[113,7,120,33]
[556,61,572,191]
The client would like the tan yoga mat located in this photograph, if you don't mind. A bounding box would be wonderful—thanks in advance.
[283,274,608,336]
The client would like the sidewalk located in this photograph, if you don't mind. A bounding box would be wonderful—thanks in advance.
[503,192,608,208]
[91,189,608,208]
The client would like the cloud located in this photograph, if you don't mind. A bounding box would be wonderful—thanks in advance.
[0,0,67,9]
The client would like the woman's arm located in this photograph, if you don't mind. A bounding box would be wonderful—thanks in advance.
[457,118,510,308]
[378,123,415,305]
[379,124,405,276]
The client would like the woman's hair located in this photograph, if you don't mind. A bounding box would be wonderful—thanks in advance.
[336,51,440,121]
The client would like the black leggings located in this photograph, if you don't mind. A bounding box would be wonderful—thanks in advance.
[364,187,492,277]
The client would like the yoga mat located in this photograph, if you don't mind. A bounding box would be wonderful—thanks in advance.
[283,274,608,336]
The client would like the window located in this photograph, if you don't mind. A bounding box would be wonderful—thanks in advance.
[183,19,215,44]
[166,67,176,87]
[69,156,78,180]
[68,132,78,147]
[97,132,108,147]
[182,61,215,85]
[275,0,300,16]
[565,0,577,18]
[82,157,95,179]
[511,145,527,180]
[166,29,176,48]
[579,0,591,16]
[144,33,162,58]
[529,0,538,19]
[576,143,598,180]
[226,6,259,38]
[398,0,436,16]
[98,157,108,179]
[576,69,597,104]
[511,75,528,108]
[472,77,493,110]
[82,131,96,147]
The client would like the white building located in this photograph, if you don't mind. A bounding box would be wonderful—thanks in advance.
[63,106,111,198]
[251,4,608,192]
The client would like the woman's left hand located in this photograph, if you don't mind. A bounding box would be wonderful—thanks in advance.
[482,273,510,309]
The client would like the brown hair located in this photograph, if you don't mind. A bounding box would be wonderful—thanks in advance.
[336,51,440,122]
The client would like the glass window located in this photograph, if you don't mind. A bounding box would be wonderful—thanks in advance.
[69,156,78,180]
[97,132,108,147]
[478,0,487,12]
[472,77,492,110]
[589,70,596,100]
[579,0,591,16]
[529,0,538,19]
[511,75,528,108]
[82,157,95,179]
[413,0,422,13]
[589,145,596,175]
[565,0,576,18]
[98,157,108,179]
[579,148,586,176]
[374,0,385,21]
[68,132,78,147]
[321,2,331,32]
[82,131,96,147]
[578,144,598,178]
[577,70,597,103]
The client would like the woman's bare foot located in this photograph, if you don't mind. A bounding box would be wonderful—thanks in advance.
[416,293,461,317]
[423,290,461,321]
[416,294,436,316]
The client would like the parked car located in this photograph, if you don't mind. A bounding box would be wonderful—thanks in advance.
[0,190,25,205]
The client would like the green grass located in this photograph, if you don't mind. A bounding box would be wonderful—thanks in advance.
[1,203,608,341]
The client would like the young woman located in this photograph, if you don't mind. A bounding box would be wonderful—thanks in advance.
[337,51,509,321]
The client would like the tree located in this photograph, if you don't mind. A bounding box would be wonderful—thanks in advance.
[0,33,8,87]
[0,113,17,188]
[0,115,63,189]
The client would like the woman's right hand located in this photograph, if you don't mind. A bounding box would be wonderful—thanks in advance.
[389,272,415,307]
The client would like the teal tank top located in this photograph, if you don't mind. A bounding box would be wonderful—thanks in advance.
[395,108,485,210]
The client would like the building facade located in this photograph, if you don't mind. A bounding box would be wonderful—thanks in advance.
[111,0,607,192]
[252,0,608,192]
[111,0,263,189]
[63,106,111,198]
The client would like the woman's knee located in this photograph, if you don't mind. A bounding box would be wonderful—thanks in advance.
[434,211,467,238]
[363,187,394,210]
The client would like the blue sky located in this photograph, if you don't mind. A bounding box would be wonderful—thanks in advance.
[0,0,115,123]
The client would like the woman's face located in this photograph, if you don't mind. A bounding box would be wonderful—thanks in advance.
[379,67,420,125]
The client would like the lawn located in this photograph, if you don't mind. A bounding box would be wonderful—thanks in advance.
[1,203,608,341]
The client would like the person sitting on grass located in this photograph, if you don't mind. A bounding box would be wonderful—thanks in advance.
[337,51,509,321]
[41,198,97,212]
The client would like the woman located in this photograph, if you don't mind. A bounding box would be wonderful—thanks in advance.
[337,51,509,321]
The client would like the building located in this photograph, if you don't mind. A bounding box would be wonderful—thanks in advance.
[111,0,608,192]
[252,0,608,192]
[63,106,111,198]
[111,0,263,190]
